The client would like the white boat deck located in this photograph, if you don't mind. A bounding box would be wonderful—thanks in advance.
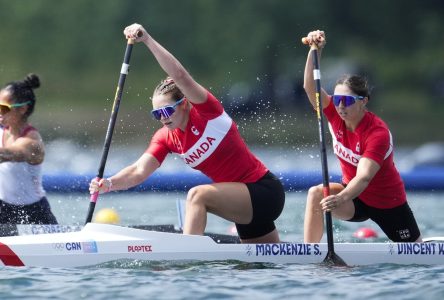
[1,223,443,268]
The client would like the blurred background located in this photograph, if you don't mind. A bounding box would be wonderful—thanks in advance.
[1,0,443,175]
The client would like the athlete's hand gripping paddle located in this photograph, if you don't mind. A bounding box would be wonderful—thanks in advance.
[302,36,347,266]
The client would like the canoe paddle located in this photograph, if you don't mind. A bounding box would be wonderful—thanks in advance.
[85,32,142,224]
[302,37,347,266]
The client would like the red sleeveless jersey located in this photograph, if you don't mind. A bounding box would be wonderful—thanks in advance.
[146,92,268,183]
[324,99,406,208]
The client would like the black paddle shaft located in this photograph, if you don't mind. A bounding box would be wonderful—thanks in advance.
[97,44,134,178]
[85,39,136,224]
[310,45,347,266]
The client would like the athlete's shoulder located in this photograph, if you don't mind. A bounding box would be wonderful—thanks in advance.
[202,91,223,106]
[362,112,392,148]
[150,126,170,142]
[366,111,389,129]
[22,125,38,136]
[191,91,224,118]
[17,125,42,143]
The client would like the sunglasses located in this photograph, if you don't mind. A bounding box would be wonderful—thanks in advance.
[151,98,185,120]
[0,101,31,115]
[332,95,364,107]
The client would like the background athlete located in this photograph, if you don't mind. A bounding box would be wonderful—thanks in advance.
[0,74,58,224]
[90,23,285,243]
[302,30,422,243]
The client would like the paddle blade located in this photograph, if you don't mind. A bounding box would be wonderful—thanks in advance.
[322,251,348,267]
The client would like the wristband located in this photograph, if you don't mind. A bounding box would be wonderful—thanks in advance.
[106,178,113,192]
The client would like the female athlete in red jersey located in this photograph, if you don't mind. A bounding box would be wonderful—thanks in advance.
[89,23,285,243]
[302,30,422,243]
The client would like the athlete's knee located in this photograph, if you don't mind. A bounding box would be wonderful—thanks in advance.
[186,185,210,207]
[307,184,323,203]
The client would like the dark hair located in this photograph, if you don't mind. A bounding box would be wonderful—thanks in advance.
[153,77,184,101]
[336,74,371,100]
[3,73,40,117]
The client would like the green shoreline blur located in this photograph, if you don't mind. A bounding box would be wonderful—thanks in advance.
[2,0,443,146]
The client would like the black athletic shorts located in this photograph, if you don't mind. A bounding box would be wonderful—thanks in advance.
[235,171,285,239]
[0,197,58,224]
[347,198,421,242]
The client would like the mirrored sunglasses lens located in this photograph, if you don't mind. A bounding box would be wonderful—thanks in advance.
[0,104,11,114]
[332,96,343,106]
[151,110,162,120]
[344,96,356,106]
[151,106,177,120]
[163,106,175,117]
[333,96,356,107]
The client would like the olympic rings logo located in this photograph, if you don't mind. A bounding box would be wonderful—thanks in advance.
[52,243,66,251]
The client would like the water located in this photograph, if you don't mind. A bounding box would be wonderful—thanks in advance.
[1,192,443,299]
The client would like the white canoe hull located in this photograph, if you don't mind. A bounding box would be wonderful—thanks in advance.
[1,223,443,268]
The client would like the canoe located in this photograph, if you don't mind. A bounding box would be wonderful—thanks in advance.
[1,223,443,268]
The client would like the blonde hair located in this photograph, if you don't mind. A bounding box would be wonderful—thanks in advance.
[153,77,184,101]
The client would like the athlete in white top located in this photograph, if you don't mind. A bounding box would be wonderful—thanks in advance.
[89,23,285,243]
[0,74,58,224]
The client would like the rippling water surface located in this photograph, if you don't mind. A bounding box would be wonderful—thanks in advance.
[2,260,444,299]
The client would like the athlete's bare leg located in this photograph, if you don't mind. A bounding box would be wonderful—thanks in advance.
[303,183,353,243]
[183,182,280,243]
